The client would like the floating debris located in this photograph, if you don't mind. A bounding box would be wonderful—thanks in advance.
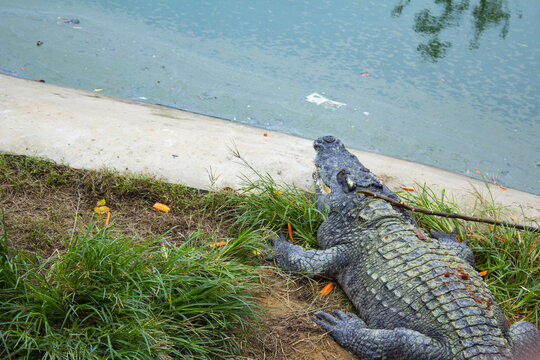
[63,18,80,24]
[306,93,346,111]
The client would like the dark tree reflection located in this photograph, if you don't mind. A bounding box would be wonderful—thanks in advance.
[470,0,510,49]
[392,0,511,62]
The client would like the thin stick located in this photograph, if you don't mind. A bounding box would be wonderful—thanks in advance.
[356,190,540,233]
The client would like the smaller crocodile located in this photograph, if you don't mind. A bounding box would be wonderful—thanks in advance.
[272,135,539,359]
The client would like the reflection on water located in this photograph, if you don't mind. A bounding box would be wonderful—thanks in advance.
[470,0,510,49]
[393,0,511,62]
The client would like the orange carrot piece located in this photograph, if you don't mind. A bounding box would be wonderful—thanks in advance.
[479,270,487,277]
[287,222,294,242]
[320,282,334,297]
[211,241,227,248]
[153,202,171,213]
[209,241,227,248]
[475,169,482,174]
[531,237,538,250]
[401,187,414,191]
[494,235,505,242]
[105,211,111,226]
[499,185,508,190]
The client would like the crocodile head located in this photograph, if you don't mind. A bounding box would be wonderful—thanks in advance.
[313,135,384,211]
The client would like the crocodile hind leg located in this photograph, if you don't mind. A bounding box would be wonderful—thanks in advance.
[509,321,540,360]
[431,228,476,267]
[314,310,450,360]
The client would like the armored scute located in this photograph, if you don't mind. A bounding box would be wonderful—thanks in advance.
[272,136,539,360]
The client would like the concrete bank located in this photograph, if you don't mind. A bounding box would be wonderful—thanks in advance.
[1,74,538,222]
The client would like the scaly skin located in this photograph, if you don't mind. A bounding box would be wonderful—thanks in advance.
[272,136,539,360]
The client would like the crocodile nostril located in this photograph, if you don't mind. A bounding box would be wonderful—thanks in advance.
[322,135,336,143]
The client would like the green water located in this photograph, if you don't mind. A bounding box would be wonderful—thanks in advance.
[1,0,538,194]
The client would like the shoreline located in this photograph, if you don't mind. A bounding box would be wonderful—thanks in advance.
[1,74,538,222]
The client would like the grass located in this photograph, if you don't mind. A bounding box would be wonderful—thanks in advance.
[0,153,538,359]
[0,214,261,359]
[0,154,267,359]
[222,150,324,248]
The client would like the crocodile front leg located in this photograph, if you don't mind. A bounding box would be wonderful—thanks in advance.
[314,310,451,360]
[272,234,350,275]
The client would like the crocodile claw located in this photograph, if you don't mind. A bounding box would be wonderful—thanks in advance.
[271,232,289,247]
[270,232,298,268]
[313,310,366,334]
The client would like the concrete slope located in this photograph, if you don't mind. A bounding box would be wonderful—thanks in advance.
[1,74,538,222]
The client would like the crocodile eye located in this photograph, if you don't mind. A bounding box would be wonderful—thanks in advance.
[322,135,335,143]
[337,169,356,193]
[345,175,356,191]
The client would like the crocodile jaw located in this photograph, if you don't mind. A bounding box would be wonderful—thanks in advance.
[314,168,332,194]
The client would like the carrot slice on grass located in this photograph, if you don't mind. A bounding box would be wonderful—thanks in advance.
[153,202,171,212]
[94,199,110,214]
[287,222,294,242]
[209,241,227,248]
[320,282,334,297]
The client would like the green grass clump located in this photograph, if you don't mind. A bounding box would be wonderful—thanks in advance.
[224,170,323,247]
[0,214,260,359]
[222,150,323,247]
[399,184,539,325]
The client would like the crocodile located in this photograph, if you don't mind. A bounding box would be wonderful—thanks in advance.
[272,135,539,360]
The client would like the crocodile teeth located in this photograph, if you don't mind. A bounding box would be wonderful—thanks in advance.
[314,169,332,194]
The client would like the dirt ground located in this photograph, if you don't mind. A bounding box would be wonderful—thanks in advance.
[244,271,358,360]
[0,155,357,360]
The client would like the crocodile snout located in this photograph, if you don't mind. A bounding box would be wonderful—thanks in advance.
[314,135,336,151]
[323,135,336,143]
